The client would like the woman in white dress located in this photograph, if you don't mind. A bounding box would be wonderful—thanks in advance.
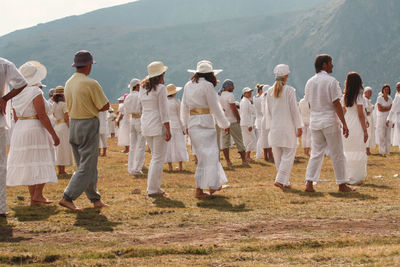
[51,86,73,174]
[265,64,302,190]
[260,85,274,162]
[98,110,108,157]
[240,87,257,163]
[139,61,171,197]
[376,84,392,155]
[342,72,368,185]
[253,84,264,159]
[7,61,59,205]
[181,60,230,199]
[364,87,375,155]
[165,84,189,171]
[299,97,311,156]
[117,95,130,153]
[107,108,116,138]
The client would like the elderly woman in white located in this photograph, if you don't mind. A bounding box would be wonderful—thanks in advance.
[364,87,375,155]
[7,61,59,205]
[376,84,392,155]
[298,96,311,156]
[139,61,171,197]
[181,60,230,199]
[125,78,146,176]
[240,87,257,163]
[265,64,302,190]
[165,84,189,171]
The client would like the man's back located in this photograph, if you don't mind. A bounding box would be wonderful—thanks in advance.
[219,91,236,123]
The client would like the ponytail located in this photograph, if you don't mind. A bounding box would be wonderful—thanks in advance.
[273,79,285,98]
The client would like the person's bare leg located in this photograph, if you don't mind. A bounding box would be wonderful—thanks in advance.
[168,162,173,171]
[102,148,107,157]
[209,186,222,195]
[195,188,210,199]
[223,148,232,167]
[29,185,37,205]
[366,147,371,155]
[263,148,268,161]
[58,165,66,175]
[123,146,129,153]
[239,151,248,165]
[32,184,53,204]
[193,155,198,165]
[178,161,183,171]
[305,181,315,192]
[267,148,274,162]
[338,183,356,192]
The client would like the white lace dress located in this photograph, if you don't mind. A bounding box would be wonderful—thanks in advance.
[7,86,57,186]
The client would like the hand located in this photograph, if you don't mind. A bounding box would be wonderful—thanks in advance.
[363,130,368,143]
[296,128,303,138]
[225,128,230,135]
[392,123,395,129]
[165,129,171,142]
[342,124,349,138]
[0,97,7,115]
[386,120,389,127]
[248,127,252,132]
[366,121,369,128]
[52,134,60,146]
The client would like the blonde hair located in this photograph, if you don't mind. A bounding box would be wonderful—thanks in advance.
[273,79,285,98]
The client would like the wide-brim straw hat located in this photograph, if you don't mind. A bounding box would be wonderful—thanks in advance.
[166,84,183,96]
[147,61,168,78]
[188,60,223,75]
[18,61,47,86]
[54,85,64,96]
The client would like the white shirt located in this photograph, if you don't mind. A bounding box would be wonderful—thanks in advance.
[253,94,264,129]
[139,84,169,136]
[181,78,229,130]
[51,101,67,120]
[298,98,310,126]
[376,95,392,126]
[266,85,303,148]
[167,97,184,131]
[0,58,27,127]
[239,97,255,128]
[219,91,237,123]
[387,95,399,123]
[98,111,107,134]
[13,86,49,117]
[304,71,342,130]
[124,91,142,126]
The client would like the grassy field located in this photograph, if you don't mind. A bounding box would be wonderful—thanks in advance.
[1,136,400,266]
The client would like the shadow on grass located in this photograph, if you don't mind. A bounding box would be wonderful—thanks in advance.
[328,192,378,200]
[57,173,72,180]
[251,161,268,167]
[197,196,252,212]
[153,197,185,208]
[361,183,393,189]
[286,189,325,197]
[0,217,31,243]
[12,205,59,222]
[74,208,121,232]
[163,170,194,175]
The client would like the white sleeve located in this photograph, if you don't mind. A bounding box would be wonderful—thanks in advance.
[180,86,189,130]
[7,62,27,89]
[329,79,342,102]
[158,85,169,124]
[206,84,230,129]
[289,89,303,130]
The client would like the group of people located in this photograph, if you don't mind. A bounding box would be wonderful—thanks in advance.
[0,51,398,215]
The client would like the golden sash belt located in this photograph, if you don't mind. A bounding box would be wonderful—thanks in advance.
[131,113,142,119]
[55,119,66,125]
[18,115,39,120]
[190,108,211,115]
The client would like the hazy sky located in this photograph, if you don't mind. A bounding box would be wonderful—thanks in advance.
[1,0,137,37]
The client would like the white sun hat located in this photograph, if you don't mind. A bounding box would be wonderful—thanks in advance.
[147,61,168,78]
[18,61,47,86]
[166,84,183,96]
[128,78,141,90]
[273,64,290,78]
[188,60,223,75]
[262,84,271,93]
[242,87,253,95]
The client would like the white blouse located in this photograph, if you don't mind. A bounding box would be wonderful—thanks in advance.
[139,84,169,137]
[239,97,255,128]
[51,101,67,120]
[167,97,184,131]
[13,86,50,117]
[124,91,142,126]
[266,85,303,148]
[181,78,229,130]
[253,94,264,129]
[376,95,392,126]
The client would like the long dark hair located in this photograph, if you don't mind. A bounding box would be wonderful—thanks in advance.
[381,84,391,95]
[344,72,363,107]
[53,94,65,103]
[191,72,217,87]
[141,74,164,95]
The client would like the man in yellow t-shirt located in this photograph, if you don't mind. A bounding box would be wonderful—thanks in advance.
[59,50,110,211]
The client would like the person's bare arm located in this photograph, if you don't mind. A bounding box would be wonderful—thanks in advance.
[357,105,368,143]
[0,84,27,114]
[229,103,240,123]
[64,112,70,127]
[333,99,349,138]
[33,95,60,146]
[378,103,391,112]
[99,102,110,112]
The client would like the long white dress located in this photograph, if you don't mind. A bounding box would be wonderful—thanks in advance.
[364,96,376,148]
[117,104,130,146]
[240,97,257,152]
[299,98,311,149]
[165,97,189,163]
[253,94,264,158]
[52,101,73,166]
[387,94,400,149]
[7,86,57,186]
[343,94,367,185]
[376,95,392,154]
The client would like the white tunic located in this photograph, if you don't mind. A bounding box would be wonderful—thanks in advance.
[376,95,392,127]
[266,85,303,148]
[117,104,130,146]
[240,97,257,152]
[253,94,264,130]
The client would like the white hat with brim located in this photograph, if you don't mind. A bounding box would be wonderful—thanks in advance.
[19,61,47,86]
[273,64,290,78]
[242,87,253,95]
[147,61,168,79]
[188,60,223,75]
[117,96,124,101]
[128,78,141,90]
[364,86,372,93]
[166,84,183,96]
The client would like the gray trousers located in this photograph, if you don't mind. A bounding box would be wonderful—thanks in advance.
[64,117,101,203]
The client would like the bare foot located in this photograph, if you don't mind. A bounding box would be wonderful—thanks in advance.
[195,192,211,199]
[274,182,286,191]
[284,185,292,190]
[247,159,256,163]
[59,199,82,211]
[305,181,315,192]
[339,184,356,192]
[242,161,249,166]
[226,161,233,168]
[209,186,222,195]
[33,197,54,204]
[93,200,109,209]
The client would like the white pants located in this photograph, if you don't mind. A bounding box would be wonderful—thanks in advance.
[0,128,6,214]
[272,147,296,186]
[305,124,348,184]
[99,133,107,149]
[255,129,262,158]
[241,126,257,152]
[128,123,146,174]
[145,134,167,195]
[377,126,391,154]
[302,126,311,148]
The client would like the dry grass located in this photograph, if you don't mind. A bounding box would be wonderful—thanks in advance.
[1,137,400,266]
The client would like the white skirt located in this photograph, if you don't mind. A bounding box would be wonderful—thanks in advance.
[165,128,189,163]
[7,119,57,186]
[118,119,130,146]
[189,125,227,190]
[54,122,74,166]
[241,126,257,152]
